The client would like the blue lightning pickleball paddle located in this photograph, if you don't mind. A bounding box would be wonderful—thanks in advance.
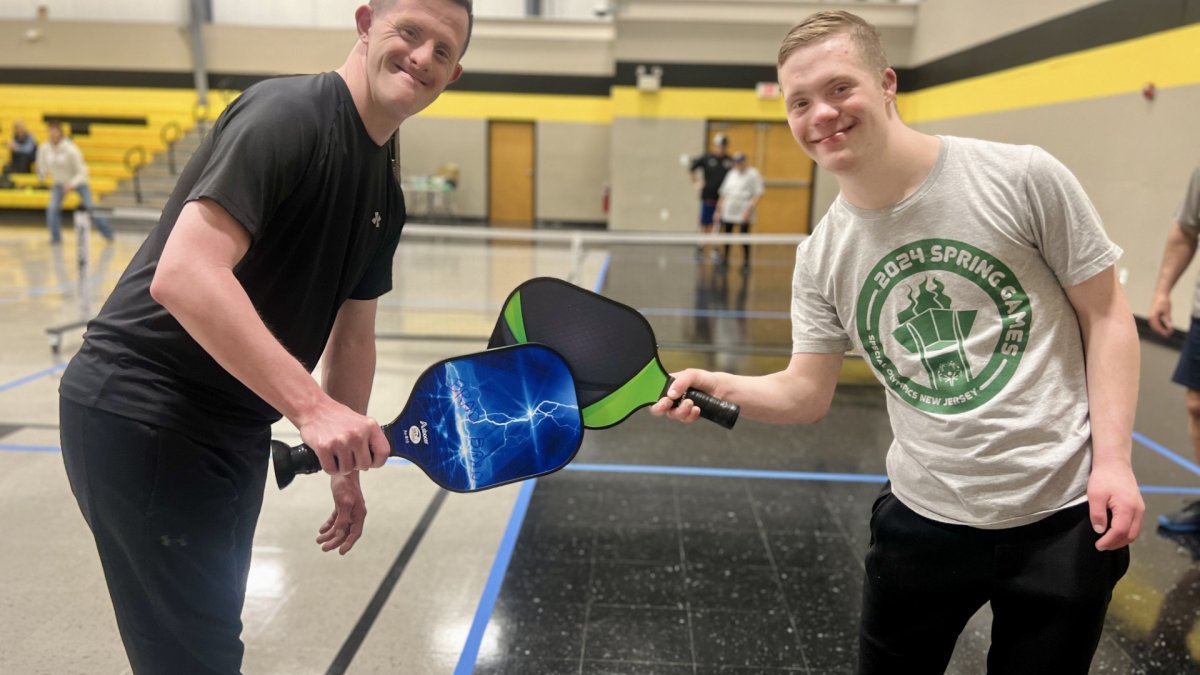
[488,277,738,429]
[271,343,583,492]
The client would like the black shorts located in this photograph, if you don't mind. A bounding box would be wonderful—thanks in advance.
[1172,316,1200,390]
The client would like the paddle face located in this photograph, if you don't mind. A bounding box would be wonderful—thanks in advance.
[270,343,584,491]
[389,343,584,491]
[488,277,673,429]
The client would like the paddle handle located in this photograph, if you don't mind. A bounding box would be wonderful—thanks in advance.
[271,425,394,489]
[271,440,320,489]
[665,377,740,429]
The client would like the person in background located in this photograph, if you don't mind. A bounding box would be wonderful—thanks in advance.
[37,120,114,244]
[1148,164,1200,532]
[714,151,764,269]
[5,119,37,174]
[689,132,732,260]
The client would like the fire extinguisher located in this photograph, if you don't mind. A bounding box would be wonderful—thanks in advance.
[602,182,610,215]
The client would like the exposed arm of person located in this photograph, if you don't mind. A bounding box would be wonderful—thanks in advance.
[1065,265,1144,551]
[650,351,844,425]
[688,158,704,190]
[1149,222,1198,337]
[149,197,389,475]
[315,298,380,555]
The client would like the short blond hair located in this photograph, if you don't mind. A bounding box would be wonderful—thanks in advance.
[777,10,889,75]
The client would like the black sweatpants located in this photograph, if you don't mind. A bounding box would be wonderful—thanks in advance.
[859,487,1130,675]
[60,398,270,675]
[720,220,750,264]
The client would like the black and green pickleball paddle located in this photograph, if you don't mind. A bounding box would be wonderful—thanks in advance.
[488,277,738,429]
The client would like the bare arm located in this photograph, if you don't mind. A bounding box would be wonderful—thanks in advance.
[651,351,844,425]
[149,197,388,474]
[322,298,379,415]
[1065,265,1144,550]
[1149,222,1199,336]
[316,298,381,555]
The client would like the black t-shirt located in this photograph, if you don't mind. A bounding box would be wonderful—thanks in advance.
[690,151,731,201]
[60,72,406,445]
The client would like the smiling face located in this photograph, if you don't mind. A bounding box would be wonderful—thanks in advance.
[358,0,469,125]
[778,32,897,176]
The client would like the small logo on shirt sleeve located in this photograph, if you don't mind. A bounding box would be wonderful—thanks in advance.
[372,212,381,228]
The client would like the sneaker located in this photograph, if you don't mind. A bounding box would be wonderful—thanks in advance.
[1158,500,1200,532]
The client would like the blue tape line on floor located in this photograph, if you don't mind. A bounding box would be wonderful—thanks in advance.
[1133,431,1200,476]
[454,478,537,675]
[0,363,67,393]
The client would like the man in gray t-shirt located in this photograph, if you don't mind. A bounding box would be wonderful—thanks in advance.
[1148,165,1200,531]
[653,10,1143,675]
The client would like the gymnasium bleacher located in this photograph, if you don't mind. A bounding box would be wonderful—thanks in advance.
[0,84,227,212]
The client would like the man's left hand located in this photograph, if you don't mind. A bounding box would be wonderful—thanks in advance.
[317,472,367,555]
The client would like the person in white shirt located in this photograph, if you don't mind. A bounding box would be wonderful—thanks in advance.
[715,151,764,268]
[37,120,114,244]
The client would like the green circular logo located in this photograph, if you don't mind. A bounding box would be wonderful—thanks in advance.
[855,239,1031,414]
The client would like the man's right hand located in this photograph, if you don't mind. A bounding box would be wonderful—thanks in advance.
[297,401,389,475]
[1149,294,1174,338]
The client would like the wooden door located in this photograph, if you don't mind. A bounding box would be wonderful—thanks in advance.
[489,121,534,227]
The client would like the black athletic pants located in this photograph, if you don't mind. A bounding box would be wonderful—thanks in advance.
[720,220,750,264]
[858,487,1130,675]
[60,398,270,675]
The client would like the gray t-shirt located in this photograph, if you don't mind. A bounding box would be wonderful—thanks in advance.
[1175,166,1200,317]
[791,136,1121,528]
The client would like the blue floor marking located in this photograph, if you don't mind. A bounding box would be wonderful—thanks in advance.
[638,306,790,320]
[1133,431,1200,477]
[453,478,537,675]
[0,363,67,394]
[565,462,889,483]
[0,444,60,453]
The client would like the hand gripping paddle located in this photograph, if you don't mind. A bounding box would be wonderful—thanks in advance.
[272,343,584,491]
[487,277,739,429]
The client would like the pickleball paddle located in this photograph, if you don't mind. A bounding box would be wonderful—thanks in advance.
[272,343,584,491]
[487,277,739,429]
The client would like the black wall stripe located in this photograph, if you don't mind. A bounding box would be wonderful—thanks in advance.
[613,61,777,90]
[2,1,1197,94]
[899,0,1200,92]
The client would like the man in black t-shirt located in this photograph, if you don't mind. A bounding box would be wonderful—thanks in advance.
[57,0,474,672]
[689,132,732,259]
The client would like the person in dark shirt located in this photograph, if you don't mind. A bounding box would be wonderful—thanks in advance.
[689,132,732,260]
[57,0,473,672]
[5,119,37,174]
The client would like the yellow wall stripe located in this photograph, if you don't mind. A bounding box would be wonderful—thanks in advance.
[417,87,788,123]
[611,86,786,121]
[898,23,1200,124]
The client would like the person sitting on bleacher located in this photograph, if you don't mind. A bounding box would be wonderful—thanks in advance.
[5,119,37,175]
[36,120,114,244]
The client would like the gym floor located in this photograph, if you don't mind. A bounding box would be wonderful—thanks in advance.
[1,221,1198,674]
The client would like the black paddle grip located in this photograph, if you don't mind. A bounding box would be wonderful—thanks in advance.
[271,440,322,489]
[665,377,739,429]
